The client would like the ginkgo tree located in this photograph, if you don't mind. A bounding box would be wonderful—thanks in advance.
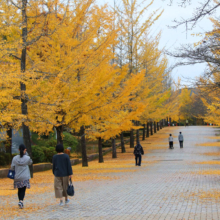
[137,33,171,135]
[0,0,178,170]
[23,1,129,166]
[114,0,164,147]
[199,73,220,125]
[0,0,67,174]
[87,67,145,162]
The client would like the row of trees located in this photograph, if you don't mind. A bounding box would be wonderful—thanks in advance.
[0,0,186,172]
[197,17,220,125]
[168,0,220,125]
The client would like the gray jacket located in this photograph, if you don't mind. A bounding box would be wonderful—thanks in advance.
[178,134,184,141]
[168,136,173,142]
[11,155,33,182]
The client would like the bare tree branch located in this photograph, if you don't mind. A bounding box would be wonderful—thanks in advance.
[168,0,220,29]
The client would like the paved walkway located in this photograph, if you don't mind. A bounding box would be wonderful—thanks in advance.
[3,126,220,220]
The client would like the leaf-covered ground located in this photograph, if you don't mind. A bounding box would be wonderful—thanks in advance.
[0,129,167,219]
[2,126,220,219]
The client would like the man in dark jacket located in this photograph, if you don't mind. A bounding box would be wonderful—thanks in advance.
[133,141,144,166]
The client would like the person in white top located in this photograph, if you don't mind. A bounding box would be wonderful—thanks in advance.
[168,134,174,149]
[178,132,184,148]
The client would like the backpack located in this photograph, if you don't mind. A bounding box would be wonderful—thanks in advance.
[135,145,142,155]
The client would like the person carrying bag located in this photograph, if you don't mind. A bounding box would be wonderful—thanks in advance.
[7,169,15,179]
[53,144,73,206]
[11,144,33,209]
[67,178,74,197]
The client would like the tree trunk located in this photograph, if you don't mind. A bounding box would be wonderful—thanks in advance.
[6,127,12,155]
[80,126,88,167]
[154,121,157,133]
[146,122,149,138]
[112,138,117,158]
[130,129,134,148]
[21,0,33,177]
[169,117,171,125]
[56,125,63,145]
[22,123,33,177]
[160,121,162,129]
[157,122,159,131]
[142,124,145,140]
[98,137,103,163]
[136,121,140,144]
[150,122,153,135]
[121,132,126,153]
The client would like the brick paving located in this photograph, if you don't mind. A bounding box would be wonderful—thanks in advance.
[4,126,220,220]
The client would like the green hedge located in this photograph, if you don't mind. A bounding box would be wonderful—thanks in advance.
[62,132,78,152]
[102,141,112,148]
[32,145,56,163]
[0,132,78,166]
[0,153,17,166]
[31,131,78,164]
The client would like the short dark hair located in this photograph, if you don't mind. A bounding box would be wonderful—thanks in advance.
[170,134,172,136]
[56,144,64,153]
[180,132,182,134]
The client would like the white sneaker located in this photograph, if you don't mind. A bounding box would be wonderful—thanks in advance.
[18,202,24,209]
[65,199,70,204]
[59,201,64,206]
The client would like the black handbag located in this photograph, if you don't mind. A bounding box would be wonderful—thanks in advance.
[7,170,15,179]
[67,178,74,196]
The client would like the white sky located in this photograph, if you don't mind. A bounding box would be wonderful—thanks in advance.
[96,0,217,85]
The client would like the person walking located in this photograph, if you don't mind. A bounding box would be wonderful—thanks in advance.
[169,134,174,149]
[53,144,73,206]
[178,132,184,148]
[133,141,144,166]
[11,144,33,209]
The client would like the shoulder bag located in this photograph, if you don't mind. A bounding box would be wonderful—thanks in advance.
[67,178,74,196]
[7,170,15,179]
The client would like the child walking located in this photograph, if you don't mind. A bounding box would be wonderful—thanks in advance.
[169,134,174,149]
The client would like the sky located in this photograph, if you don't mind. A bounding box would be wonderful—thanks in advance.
[96,0,218,86]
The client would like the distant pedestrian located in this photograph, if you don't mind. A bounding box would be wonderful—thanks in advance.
[186,119,189,126]
[169,134,174,149]
[11,144,33,209]
[53,144,73,206]
[178,132,184,148]
[133,141,144,166]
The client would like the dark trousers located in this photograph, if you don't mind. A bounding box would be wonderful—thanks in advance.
[135,154,142,166]
[18,186,26,201]
[169,141,173,149]
[179,141,183,148]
